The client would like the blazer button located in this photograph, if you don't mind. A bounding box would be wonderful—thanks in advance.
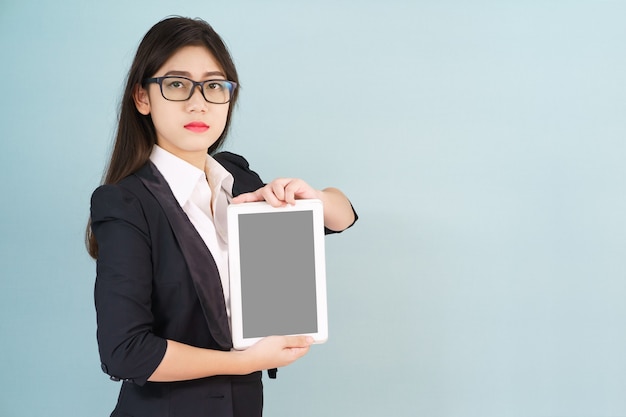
[101,363,121,381]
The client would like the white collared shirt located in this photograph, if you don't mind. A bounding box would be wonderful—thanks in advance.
[149,145,235,319]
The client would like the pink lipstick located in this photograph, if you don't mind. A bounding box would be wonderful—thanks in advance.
[184,121,210,133]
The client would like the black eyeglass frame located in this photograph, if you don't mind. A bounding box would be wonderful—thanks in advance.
[143,76,238,104]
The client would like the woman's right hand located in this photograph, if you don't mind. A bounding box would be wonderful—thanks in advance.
[241,335,314,372]
[147,336,313,382]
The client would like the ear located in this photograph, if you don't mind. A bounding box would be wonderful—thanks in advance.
[133,84,151,115]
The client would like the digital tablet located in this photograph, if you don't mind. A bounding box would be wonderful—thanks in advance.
[227,199,327,350]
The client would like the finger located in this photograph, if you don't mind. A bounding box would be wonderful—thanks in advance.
[261,186,286,208]
[284,345,311,360]
[270,180,287,202]
[231,192,260,204]
[289,179,318,201]
[281,180,295,205]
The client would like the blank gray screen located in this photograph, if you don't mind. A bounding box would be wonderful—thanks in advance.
[238,210,318,338]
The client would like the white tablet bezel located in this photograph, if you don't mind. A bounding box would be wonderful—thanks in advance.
[227,199,328,350]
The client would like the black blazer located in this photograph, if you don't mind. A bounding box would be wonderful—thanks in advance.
[91,152,270,417]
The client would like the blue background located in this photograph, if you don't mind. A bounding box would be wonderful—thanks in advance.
[1,1,625,416]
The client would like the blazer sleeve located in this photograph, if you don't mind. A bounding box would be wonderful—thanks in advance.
[90,184,167,386]
[213,151,264,195]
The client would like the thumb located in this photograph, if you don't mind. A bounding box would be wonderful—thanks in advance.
[284,335,314,348]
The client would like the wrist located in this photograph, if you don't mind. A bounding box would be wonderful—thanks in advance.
[232,349,254,375]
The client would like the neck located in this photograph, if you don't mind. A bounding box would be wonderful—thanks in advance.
[183,152,208,171]
[157,144,208,171]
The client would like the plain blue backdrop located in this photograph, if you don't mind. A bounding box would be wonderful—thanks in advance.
[1,1,625,416]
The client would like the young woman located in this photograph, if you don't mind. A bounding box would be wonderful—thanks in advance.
[86,16,356,417]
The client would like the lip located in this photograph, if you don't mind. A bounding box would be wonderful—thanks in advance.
[184,121,210,133]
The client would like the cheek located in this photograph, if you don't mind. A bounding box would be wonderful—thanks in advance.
[215,106,230,128]
[150,108,171,132]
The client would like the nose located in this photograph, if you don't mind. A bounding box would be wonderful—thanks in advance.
[186,85,208,112]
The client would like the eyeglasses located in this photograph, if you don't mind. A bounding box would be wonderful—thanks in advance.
[143,76,237,104]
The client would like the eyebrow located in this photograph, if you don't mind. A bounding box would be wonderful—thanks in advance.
[163,70,226,79]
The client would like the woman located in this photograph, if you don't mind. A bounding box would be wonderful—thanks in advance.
[87,16,356,417]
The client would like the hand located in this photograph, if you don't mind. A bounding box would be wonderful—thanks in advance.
[242,335,314,371]
[231,178,320,207]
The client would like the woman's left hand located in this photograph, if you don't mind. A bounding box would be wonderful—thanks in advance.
[231,178,320,207]
[232,178,356,232]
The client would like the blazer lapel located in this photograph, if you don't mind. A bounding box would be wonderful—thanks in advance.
[136,162,233,350]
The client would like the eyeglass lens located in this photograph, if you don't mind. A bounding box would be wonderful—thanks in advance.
[161,77,233,103]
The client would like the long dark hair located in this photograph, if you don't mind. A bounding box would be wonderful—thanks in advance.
[86,17,240,258]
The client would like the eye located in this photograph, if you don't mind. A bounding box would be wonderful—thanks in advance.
[162,77,191,90]
[166,80,185,89]
[206,81,225,91]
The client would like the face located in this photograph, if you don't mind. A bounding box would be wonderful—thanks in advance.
[134,45,230,168]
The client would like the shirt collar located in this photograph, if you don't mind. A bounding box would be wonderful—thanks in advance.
[207,155,234,200]
[149,145,234,207]
[149,145,207,207]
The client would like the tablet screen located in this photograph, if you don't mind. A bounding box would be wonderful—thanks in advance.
[238,210,318,337]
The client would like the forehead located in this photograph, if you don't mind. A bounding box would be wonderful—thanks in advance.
[156,45,224,77]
